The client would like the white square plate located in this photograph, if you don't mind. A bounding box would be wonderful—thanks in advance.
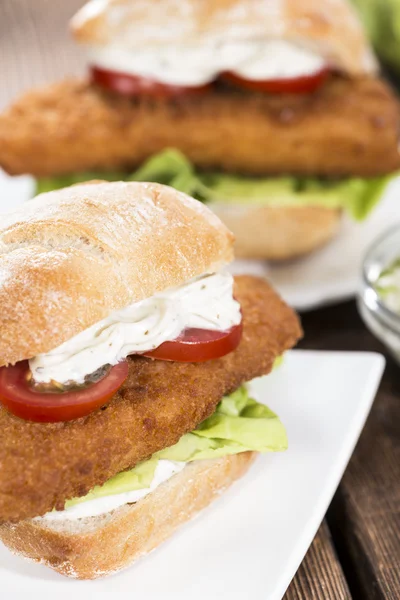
[0,350,384,599]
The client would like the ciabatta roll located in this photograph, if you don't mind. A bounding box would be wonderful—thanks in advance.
[0,181,233,366]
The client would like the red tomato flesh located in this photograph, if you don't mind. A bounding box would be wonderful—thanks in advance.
[0,323,242,423]
[0,361,129,423]
[221,68,330,94]
[143,322,243,362]
[91,66,213,98]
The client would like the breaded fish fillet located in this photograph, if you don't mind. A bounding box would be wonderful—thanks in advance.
[0,276,302,523]
[0,76,398,178]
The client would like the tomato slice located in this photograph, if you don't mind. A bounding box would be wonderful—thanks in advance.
[0,361,129,423]
[221,68,330,94]
[0,323,242,422]
[91,67,213,98]
[143,322,243,362]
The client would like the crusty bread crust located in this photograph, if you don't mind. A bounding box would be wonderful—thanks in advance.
[0,181,233,366]
[211,204,341,259]
[0,452,256,579]
[71,0,377,76]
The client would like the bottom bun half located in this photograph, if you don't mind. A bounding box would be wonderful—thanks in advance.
[0,452,256,580]
[211,204,341,260]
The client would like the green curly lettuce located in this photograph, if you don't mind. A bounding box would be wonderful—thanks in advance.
[36,149,394,222]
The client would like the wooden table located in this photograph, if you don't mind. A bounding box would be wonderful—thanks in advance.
[296,301,400,600]
[1,2,399,597]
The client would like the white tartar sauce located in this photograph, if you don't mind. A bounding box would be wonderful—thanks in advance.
[29,272,241,385]
[88,39,326,87]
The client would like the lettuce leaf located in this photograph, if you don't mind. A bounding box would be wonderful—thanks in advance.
[197,171,391,221]
[36,149,394,222]
[65,386,286,507]
[156,387,287,462]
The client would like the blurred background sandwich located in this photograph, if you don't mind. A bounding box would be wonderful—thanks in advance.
[0,0,399,260]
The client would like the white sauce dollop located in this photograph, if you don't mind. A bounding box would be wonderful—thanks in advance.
[39,460,186,521]
[88,39,326,87]
[29,272,241,385]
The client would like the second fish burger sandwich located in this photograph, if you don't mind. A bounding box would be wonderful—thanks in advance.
[0,0,399,259]
[0,181,301,578]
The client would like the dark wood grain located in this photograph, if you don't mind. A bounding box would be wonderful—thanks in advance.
[284,521,352,600]
[300,301,400,600]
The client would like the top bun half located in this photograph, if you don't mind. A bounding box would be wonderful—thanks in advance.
[0,181,234,367]
[71,0,377,76]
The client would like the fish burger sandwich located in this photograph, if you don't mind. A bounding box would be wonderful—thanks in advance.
[0,0,399,260]
[0,181,301,579]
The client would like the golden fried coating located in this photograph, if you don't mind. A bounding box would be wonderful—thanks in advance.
[0,76,398,178]
[0,276,302,523]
